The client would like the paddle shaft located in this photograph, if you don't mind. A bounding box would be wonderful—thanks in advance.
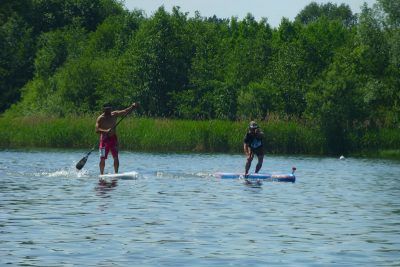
[111,106,134,130]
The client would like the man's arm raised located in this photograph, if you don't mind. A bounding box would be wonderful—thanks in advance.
[112,103,139,117]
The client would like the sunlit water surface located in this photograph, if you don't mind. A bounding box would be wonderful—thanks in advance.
[0,150,399,266]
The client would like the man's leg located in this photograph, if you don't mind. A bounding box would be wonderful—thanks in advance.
[99,157,106,175]
[99,146,108,175]
[110,144,119,174]
[255,153,264,173]
[245,153,254,175]
[113,157,119,174]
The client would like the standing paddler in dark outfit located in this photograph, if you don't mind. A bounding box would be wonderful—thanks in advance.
[243,121,265,177]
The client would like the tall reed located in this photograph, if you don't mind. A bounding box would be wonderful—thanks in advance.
[0,116,398,157]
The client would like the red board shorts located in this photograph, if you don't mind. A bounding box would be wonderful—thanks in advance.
[99,134,118,159]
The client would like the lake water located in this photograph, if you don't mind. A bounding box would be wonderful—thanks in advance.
[0,150,399,266]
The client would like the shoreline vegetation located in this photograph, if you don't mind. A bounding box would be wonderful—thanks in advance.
[1,116,399,159]
[1,1,399,161]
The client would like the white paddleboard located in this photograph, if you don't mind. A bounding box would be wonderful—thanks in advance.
[99,171,139,180]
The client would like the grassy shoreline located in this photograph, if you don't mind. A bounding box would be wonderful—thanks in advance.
[0,116,399,159]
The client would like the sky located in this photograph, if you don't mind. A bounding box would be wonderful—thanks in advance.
[124,0,377,27]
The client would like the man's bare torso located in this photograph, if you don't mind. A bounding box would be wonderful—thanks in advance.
[97,113,118,136]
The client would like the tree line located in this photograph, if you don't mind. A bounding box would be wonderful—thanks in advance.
[1,0,399,153]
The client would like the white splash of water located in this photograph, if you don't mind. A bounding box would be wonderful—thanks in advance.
[39,166,90,178]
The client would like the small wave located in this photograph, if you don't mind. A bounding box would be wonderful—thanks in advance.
[38,167,90,178]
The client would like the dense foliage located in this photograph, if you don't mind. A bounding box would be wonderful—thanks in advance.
[1,0,399,154]
[1,116,399,157]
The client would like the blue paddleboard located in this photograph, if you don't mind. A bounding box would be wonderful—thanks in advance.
[215,167,296,183]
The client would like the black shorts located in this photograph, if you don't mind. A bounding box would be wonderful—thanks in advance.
[251,146,264,156]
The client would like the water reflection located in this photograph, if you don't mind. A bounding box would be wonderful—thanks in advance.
[95,178,118,197]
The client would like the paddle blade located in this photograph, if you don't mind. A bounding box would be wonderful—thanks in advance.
[76,155,88,170]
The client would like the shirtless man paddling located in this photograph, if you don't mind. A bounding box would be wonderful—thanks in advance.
[95,103,139,174]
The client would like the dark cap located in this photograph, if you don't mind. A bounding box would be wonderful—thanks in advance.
[103,103,112,109]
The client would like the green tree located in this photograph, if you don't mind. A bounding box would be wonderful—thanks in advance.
[0,0,33,25]
[300,17,350,78]
[267,19,307,116]
[0,15,34,112]
[306,48,365,154]
[225,14,272,87]
[34,28,78,78]
[295,2,356,27]
[173,12,232,119]
[357,4,389,78]
[84,11,144,57]
[237,80,282,120]
[122,7,192,116]
[54,58,99,114]
[377,0,400,27]
[30,0,123,34]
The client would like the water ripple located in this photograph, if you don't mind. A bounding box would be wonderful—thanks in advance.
[0,151,399,266]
